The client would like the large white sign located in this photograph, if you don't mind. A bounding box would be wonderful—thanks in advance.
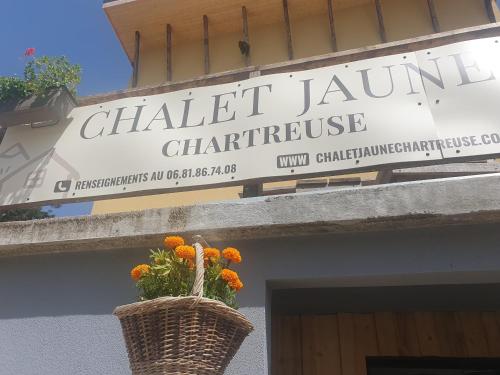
[0,37,499,206]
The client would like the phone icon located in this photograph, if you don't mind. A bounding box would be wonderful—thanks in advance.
[54,180,71,193]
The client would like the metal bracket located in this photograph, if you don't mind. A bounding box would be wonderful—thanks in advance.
[242,184,263,198]
[31,119,60,129]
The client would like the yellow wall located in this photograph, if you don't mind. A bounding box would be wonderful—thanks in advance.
[172,40,204,82]
[211,31,246,73]
[434,0,490,31]
[92,187,242,215]
[93,0,495,215]
[382,0,434,41]
[290,12,331,59]
[249,20,289,65]
[335,2,381,50]
[138,45,166,87]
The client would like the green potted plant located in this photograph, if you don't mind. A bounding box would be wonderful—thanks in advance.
[114,234,253,375]
[0,48,81,128]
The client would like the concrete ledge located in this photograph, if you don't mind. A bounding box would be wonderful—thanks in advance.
[1,173,500,257]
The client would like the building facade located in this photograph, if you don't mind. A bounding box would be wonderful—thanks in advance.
[1,1,500,375]
[92,0,500,215]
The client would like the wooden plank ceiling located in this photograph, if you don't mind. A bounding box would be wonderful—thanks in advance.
[104,0,373,61]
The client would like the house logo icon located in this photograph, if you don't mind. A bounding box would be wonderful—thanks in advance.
[54,180,72,193]
[0,143,80,202]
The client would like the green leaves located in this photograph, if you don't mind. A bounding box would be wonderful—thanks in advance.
[0,207,54,222]
[137,249,195,301]
[134,248,238,308]
[0,77,30,103]
[24,56,81,95]
[203,262,237,308]
[24,56,81,97]
[0,55,81,104]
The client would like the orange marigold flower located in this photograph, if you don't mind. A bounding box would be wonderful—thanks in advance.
[222,247,242,263]
[220,268,239,282]
[130,264,150,281]
[164,235,185,249]
[175,245,196,260]
[228,279,244,291]
[204,247,220,261]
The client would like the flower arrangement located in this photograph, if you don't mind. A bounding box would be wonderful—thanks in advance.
[116,235,252,375]
[130,235,243,309]
[0,48,81,104]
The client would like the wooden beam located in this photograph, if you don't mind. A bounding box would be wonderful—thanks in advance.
[427,0,440,33]
[242,6,250,66]
[375,0,387,43]
[203,15,210,75]
[166,24,173,81]
[241,7,250,64]
[132,30,140,88]
[484,0,496,23]
[282,0,294,60]
[327,0,338,52]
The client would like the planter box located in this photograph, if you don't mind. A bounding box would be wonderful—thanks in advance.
[0,86,77,128]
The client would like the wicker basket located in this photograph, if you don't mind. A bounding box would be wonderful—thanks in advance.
[114,241,254,375]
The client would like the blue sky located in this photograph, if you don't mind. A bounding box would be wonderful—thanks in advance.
[0,0,131,216]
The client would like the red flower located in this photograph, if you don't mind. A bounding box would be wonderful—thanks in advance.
[24,48,35,57]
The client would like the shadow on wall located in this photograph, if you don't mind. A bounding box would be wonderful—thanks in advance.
[0,236,267,319]
[0,239,263,319]
[271,284,500,315]
[0,247,149,319]
[3,223,500,319]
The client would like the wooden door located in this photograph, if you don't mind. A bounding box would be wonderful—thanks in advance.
[272,312,500,375]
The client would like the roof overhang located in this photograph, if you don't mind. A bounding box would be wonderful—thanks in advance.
[103,0,372,62]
